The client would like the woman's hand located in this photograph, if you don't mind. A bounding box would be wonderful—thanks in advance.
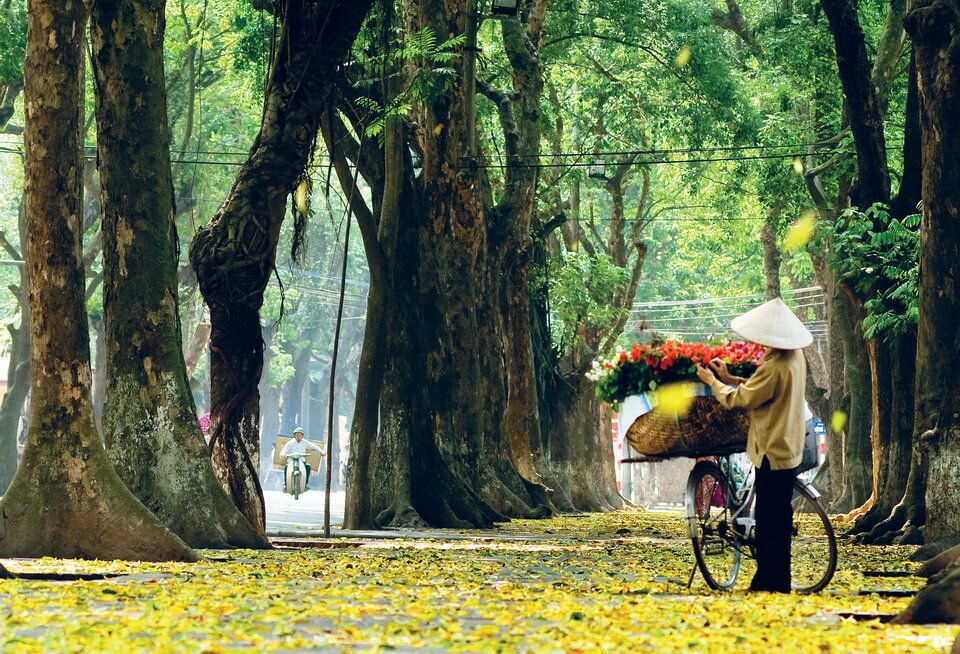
[708,358,731,383]
[696,364,716,384]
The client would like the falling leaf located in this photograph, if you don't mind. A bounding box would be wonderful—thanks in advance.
[784,211,816,251]
[832,410,848,433]
[294,179,309,215]
[652,382,696,417]
[675,45,692,68]
[792,156,805,174]
[433,123,445,136]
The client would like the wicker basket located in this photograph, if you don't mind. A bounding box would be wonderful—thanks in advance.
[624,391,749,458]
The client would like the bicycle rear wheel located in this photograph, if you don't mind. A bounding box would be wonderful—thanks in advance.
[685,461,742,590]
[790,480,837,592]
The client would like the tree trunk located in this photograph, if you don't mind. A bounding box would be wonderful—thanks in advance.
[850,334,915,536]
[761,220,782,299]
[540,371,623,512]
[902,0,960,561]
[832,293,873,513]
[0,0,194,562]
[90,0,268,549]
[821,0,891,207]
[0,319,29,495]
[808,254,845,504]
[0,228,30,494]
[188,0,372,530]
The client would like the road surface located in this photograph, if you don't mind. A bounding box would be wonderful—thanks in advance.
[264,489,345,534]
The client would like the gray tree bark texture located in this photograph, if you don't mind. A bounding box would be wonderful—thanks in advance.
[0,0,195,562]
[90,0,269,549]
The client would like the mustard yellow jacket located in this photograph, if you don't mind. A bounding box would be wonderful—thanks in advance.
[706,348,806,470]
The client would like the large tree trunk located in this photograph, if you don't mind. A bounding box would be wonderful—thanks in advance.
[343,1,548,528]
[821,0,891,207]
[91,0,268,550]
[832,293,873,513]
[0,0,194,562]
[540,372,623,512]
[858,46,925,545]
[894,0,960,624]
[188,0,372,531]
[849,334,915,537]
[902,0,960,558]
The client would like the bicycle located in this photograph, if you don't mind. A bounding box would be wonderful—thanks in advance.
[684,454,837,592]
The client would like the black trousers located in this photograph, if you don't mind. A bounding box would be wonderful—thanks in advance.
[751,457,799,592]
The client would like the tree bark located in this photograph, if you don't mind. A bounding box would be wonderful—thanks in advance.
[343,0,552,528]
[850,333,915,537]
[832,292,873,513]
[188,0,372,531]
[821,0,891,207]
[0,319,29,495]
[0,214,29,495]
[761,220,782,300]
[0,0,194,562]
[91,0,269,549]
[901,0,960,563]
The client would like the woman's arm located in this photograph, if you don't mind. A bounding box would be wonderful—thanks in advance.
[704,362,778,411]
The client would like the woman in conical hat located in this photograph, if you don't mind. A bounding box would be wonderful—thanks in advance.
[695,297,813,593]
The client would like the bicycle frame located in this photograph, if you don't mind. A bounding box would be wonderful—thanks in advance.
[685,454,837,592]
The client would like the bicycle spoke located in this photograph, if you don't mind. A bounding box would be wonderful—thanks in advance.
[790,482,837,592]
[686,461,742,590]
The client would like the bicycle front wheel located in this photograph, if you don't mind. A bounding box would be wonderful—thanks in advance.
[685,461,742,590]
[790,480,837,592]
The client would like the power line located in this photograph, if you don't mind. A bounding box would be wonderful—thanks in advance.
[479,141,844,160]
[456,151,837,171]
[630,286,822,309]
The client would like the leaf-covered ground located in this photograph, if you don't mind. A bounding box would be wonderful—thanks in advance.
[1,510,956,652]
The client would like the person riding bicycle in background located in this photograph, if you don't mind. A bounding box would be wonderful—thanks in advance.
[280,427,323,489]
[695,297,812,593]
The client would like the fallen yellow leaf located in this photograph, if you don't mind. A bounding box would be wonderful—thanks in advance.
[784,212,816,250]
[652,382,696,417]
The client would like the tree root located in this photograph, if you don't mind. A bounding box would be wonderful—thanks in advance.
[917,544,960,578]
[836,493,876,523]
[849,501,903,543]
[895,524,924,545]
[376,504,429,529]
[910,538,958,563]
[893,565,960,624]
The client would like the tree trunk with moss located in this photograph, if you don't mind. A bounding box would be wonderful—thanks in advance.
[90,0,269,549]
[0,0,194,562]
[188,0,372,530]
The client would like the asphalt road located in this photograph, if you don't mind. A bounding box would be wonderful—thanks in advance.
[264,489,345,534]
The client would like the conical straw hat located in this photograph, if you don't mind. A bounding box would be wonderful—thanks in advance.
[730,297,813,350]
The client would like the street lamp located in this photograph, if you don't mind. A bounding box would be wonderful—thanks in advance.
[491,0,520,16]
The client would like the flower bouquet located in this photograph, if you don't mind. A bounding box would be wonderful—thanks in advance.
[589,340,766,457]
